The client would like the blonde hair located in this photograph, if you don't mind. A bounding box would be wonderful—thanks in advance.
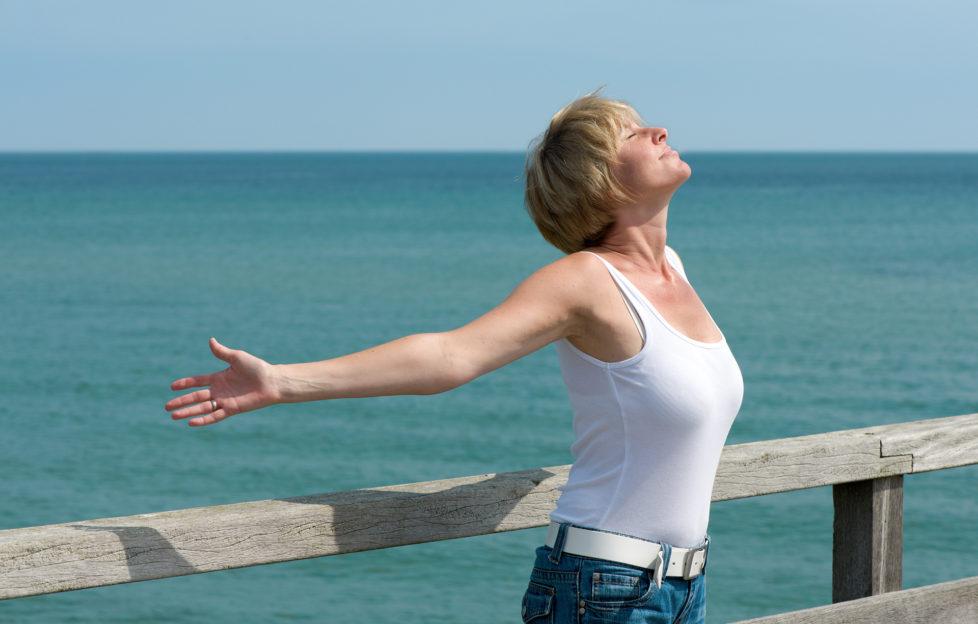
[524,91,642,254]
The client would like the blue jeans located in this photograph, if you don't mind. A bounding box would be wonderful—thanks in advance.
[520,525,707,624]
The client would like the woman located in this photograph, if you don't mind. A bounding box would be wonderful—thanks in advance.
[166,92,743,624]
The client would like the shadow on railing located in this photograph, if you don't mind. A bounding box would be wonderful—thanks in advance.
[2,414,977,623]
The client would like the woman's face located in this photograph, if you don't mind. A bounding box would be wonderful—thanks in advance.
[613,120,691,201]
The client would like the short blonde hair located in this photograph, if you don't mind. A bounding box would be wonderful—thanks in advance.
[524,92,642,254]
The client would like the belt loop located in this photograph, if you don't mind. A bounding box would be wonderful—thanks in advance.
[702,534,711,572]
[548,523,569,564]
[658,542,672,587]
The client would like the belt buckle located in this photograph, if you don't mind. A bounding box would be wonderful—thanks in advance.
[682,544,708,580]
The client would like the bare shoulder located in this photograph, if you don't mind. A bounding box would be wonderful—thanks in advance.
[500,252,618,326]
[521,252,611,299]
[450,252,615,358]
[546,250,609,277]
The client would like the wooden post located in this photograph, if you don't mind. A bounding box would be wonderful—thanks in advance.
[832,475,903,602]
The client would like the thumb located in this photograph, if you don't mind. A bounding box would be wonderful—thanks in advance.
[209,337,234,363]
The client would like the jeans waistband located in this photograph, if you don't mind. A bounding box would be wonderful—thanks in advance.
[545,522,708,581]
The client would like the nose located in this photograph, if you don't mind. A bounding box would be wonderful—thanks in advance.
[646,127,668,144]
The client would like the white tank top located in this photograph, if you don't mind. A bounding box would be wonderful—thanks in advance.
[551,249,743,547]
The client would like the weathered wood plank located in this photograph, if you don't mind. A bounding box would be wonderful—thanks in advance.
[711,430,910,502]
[877,412,978,473]
[730,575,978,624]
[711,412,978,502]
[832,476,903,602]
[2,414,976,600]
[0,466,569,600]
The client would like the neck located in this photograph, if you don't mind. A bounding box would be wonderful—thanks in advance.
[597,194,672,271]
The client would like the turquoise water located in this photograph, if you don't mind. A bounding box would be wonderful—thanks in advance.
[1,152,977,622]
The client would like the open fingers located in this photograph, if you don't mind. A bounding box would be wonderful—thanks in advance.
[166,338,237,427]
[170,373,218,392]
[169,397,215,420]
[188,409,230,427]
[165,388,212,412]
[169,396,230,426]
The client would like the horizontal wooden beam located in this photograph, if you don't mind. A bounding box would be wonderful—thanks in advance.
[0,466,568,600]
[877,413,978,472]
[712,426,908,501]
[1,413,976,600]
[730,575,978,624]
[712,412,978,500]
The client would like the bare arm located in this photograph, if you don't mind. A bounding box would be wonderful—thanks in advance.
[166,255,594,426]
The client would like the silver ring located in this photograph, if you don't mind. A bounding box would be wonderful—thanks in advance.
[211,399,218,411]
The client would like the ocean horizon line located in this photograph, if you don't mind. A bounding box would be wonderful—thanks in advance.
[2,149,977,156]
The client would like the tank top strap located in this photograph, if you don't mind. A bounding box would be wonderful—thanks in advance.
[581,251,647,342]
[582,249,687,286]
[664,246,689,282]
[581,250,687,312]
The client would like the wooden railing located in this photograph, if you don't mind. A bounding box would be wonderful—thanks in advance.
[2,413,977,623]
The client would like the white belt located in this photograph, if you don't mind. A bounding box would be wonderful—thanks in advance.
[545,522,707,581]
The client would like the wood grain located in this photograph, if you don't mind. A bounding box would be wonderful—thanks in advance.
[2,413,976,600]
[832,476,903,602]
[731,575,978,624]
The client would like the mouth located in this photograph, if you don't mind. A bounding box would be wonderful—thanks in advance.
[659,146,677,159]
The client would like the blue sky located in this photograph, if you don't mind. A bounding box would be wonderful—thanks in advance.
[2,0,976,151]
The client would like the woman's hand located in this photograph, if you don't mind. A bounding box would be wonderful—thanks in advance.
[166,338,281,427]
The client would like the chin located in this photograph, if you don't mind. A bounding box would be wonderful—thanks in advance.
[675,161,692,186]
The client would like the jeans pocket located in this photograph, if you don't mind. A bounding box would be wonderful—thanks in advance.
[588,571,656,610]
[521,581,555,623]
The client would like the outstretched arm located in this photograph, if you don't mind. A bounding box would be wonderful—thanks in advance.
[166,254,595,427]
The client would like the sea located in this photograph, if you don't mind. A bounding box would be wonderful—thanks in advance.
[1,152,976,623]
